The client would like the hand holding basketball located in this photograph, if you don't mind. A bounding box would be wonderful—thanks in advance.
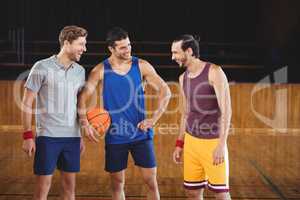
[81,121,100,143]
[83,108,111,142]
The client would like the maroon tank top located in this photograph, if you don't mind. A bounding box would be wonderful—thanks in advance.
[183,63,221,139]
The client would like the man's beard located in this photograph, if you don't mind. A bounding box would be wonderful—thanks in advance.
[179,56,188,67]
[118,53,131,61]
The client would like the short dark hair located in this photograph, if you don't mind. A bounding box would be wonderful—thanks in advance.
[59,25,88,47]
[173,34,200,58]
[106,27,129,48]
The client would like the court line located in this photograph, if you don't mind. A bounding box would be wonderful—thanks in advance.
[249,159,288,200]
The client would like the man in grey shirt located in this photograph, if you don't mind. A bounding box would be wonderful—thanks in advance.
[21,25,87,200]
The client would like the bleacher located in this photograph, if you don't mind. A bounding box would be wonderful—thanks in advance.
[0,39,266,81]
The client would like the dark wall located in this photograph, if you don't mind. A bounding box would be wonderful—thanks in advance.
[1,0,299,44]
[1,0,260,43]
[1,0,300,82]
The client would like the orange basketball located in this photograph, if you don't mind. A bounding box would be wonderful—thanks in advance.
[86,108,111,136]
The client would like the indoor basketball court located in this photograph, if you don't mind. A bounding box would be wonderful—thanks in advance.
[0,0,300,200]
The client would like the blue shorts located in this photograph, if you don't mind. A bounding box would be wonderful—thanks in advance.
[105,139,156,172]
[34,136,81,175]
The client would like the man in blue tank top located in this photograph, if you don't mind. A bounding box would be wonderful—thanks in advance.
[78,27,171,200]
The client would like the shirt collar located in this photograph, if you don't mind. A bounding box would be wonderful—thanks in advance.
[52,55,75,69]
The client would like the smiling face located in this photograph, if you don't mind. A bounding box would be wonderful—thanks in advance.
[109,37,132,60]
[64,36,87,62]
[171,40,190,67]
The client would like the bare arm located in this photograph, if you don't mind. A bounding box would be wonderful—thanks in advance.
[78,63,104,124]
[21,88,37,156]
[209,65,232,165]
[77,63,103,142]
[177,74,187,141]
[172,74,187,164]
[139,59,171,126]
[209,65,232,144]
[22,88,36,131]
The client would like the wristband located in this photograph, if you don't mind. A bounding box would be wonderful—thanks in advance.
[175,139,184,148]
[23,130,34,140]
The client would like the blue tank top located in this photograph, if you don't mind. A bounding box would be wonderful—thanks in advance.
[103,56,154,144]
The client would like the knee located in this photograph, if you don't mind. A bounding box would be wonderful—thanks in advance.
[36,179,51,193]
[185,189,204,199]
[38,179,52,190]
[34,179,52,199]
[143,174,158,191]
[62,178,75,195]
[111,176,125,191]
[215,192,231,200]
[34,188,49,200]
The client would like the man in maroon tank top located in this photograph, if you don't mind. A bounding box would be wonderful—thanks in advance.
[171,35,232,200]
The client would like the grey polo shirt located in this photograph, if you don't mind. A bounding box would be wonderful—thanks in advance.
[25,55,85,137]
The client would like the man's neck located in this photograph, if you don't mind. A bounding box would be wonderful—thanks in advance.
[187,59,205,74]
[57,51,73,69]
[109,55,131,67]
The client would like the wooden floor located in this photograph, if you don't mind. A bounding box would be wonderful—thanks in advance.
[0,129,299,200]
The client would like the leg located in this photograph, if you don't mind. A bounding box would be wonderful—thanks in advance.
[33,175,53,200]
[202,139,230,200]
[60,171,76,200]
[110,170,125,200]
[215,192,231,200]
[56,137,81,200]
[183,134,207,200]
[139,167,160,200]
[33,137,59,200]
[185,188,204,200]
[130,139,158,199]
[105,143,129,200]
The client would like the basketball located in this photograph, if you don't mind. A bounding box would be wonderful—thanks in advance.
[86,108,111,136]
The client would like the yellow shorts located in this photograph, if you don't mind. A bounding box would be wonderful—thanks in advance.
[183,133,229,192]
